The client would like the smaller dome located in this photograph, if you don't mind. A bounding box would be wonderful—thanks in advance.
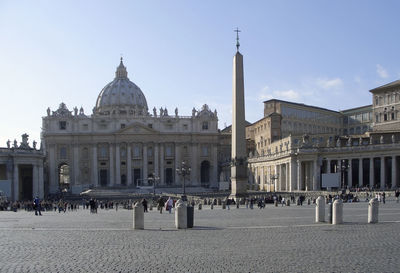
[95,58,149,116]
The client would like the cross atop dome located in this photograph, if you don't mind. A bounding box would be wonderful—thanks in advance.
[115,57,128,79]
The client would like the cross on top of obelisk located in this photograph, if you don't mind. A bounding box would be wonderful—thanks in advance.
[234,27,241,52]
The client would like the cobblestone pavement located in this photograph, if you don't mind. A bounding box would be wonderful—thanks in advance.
[1,201,400,272]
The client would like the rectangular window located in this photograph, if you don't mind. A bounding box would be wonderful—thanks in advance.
[120,124,126,129]
[133,146,141,158]
[202,122,209,130]
[201,146,209,156]
[148,124,153,128]
[59,121,67,130]
[165,146,173,157]
[60,147,67,159]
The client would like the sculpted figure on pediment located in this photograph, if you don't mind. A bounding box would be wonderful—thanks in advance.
[153,107,157,117]
[160,107,164,116]
[7,139,10,149]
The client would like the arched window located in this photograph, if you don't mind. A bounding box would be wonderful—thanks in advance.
[59,164,70,188]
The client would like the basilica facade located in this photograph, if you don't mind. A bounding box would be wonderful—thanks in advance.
[41,59,219,195]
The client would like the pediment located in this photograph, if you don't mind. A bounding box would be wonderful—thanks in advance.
[116,122,159,135]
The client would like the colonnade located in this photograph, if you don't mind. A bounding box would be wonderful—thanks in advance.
[48,142,219,193]
[251,154,399,192]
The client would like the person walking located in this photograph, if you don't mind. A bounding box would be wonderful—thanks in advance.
[142,198,148,212]
[165,197,173,214]
[33,196,42,216]
[157,197,165,214]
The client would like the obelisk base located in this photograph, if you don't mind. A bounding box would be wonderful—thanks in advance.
[230,177,248,199]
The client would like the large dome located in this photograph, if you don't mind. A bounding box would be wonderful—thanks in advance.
[95,58,148,116]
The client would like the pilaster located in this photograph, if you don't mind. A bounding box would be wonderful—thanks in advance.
[109,144,114,186]
[143,144,148,184]
[127,145,132,185]
[115,144,121,185]
[92,145,98,187]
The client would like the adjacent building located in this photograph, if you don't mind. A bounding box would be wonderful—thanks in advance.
[247,80,400,192]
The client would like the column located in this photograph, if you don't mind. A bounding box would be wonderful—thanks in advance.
[304,162,308,191]
[154,144,159,179]
[33,164,39,198]
[73,145,79,186]
[13,164,19,201]
[290,159,297,192]
[127,145,132,186]
[274,165,278,191]
[286,163,290,192]
[279,164,284,191]
[313,160,319,191]
[115,144,121,185]
[358,158,363,187]
[260,167,264,190]
[348,159,352,189]
[38,165,44,199]
[49,145,57,193]
[109,144,114,186]
[159,144,164,185]
[327,159,331,173]
[369,158,374,189]
[143,144,148,184]
[92,145,98,187]
[190,144,198,185]
[380,156,385,189]
[211,145,218,188]
[297,160,302,191]
[392,156,397,189]
[175,144,181,185]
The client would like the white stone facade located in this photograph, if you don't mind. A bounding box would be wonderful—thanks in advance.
[42,60,219,194]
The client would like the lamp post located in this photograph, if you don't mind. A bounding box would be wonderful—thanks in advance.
[340,159,349,190]
[270,174,279,192]
[148,173,160,197]
[176,161,191,198]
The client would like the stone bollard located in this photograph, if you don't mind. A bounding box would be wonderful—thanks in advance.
[296,198,300,206]
[175,200,187,229]
[368,198,379,223]
[236,202,239,209]
[198,203,202,210]
[315,196,325,223]
[274,200,278,207]
[149,203,153,211]
[210,203,214,210]
[332,199,343,225]
[133,202,144,230]
[222,202,226,209]
[286,199,290,206]
[307,199,311,205]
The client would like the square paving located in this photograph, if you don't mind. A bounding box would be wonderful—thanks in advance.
[1,201,399,272]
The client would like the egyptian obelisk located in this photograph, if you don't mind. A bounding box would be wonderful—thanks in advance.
[230,28,248,198]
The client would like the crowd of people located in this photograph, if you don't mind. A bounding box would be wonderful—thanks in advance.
[1,189,399,215]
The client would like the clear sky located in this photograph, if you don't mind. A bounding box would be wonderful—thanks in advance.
[1,0,399,147]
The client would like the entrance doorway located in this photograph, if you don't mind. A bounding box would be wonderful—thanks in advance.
[201,161,210,187]
[58,163,70,191]
[165,168,173,185]
[134,169,141,186]
[100,169,108,186]
[121,174,127,186]
[19,165,33,200]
